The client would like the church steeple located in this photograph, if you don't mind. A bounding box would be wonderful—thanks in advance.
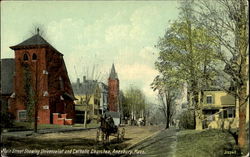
[109,63,118,79]
[108,63,119,112]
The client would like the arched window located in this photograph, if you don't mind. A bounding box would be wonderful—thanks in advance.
[32,53,37,60]
[23,53,28,61]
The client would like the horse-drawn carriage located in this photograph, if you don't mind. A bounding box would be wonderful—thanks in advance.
[96,113,125,143]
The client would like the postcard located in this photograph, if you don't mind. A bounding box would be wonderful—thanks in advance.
[1,1,249,157]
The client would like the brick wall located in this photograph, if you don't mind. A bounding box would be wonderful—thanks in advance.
[108,78,119,112]
[11,48,50,123]
[10,46,75,124]
[53,113,73,125]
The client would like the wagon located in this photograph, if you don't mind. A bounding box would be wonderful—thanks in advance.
[96,115,125,143]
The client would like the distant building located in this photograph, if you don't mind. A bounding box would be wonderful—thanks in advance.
[1,59,15,113]
[107,64,121,125]
[4,31,76,124]
[108,64,119,112]
[99,82,108,114]
[72,76,101,123]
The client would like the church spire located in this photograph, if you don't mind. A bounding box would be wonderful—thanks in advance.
[109,63,118,79]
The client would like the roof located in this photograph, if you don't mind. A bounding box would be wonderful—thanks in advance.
[1,59,15,94]
[63,92,78,101]
[10,33,62,55]
[109,64,118,79]
[72,79,98,95]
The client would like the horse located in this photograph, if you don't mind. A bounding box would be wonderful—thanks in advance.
[98,115,118,143]
[138,118,145,127]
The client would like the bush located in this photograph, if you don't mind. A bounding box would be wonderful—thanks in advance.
[179,110,195,129]
[0,112,14,132]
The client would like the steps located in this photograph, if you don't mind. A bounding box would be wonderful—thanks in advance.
[53,113,73,125]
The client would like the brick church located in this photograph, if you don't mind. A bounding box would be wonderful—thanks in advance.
[108,64,119,112]
[106,64,123,125]
[5,30,76,124]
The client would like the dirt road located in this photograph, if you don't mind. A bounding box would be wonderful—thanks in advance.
[35,125,163,147]
[1,125,164,155]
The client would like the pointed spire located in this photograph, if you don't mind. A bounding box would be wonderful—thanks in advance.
[109,63,118,79]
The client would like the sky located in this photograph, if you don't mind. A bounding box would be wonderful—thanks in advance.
[1,1,180,102]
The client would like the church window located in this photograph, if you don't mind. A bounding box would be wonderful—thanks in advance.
[23,53,29,61]
[59,76,64,90]
[32,53,37,60]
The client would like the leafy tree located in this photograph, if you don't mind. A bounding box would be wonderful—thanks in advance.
[124,86,146,125]
[121,92,130,119]
[155,8,218,129]
[194,0,249,149]
[179,110,195,129]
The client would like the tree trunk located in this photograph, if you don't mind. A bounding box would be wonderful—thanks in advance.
[165,121,169,129]
[238,81,247,149]
[166,103,171,129]
[193,90,202,130]
[237,0,248,149]
[195,110,203,130]
[238,102,246,148]
[165,110,170,129]
[34,104,38,132]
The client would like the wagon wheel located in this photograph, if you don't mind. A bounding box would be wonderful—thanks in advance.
[101,131,105,143]
[116,129,120,142]
[120,128,125,141]
[96,128,100,142]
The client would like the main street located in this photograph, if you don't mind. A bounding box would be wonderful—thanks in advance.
[126,127,178,157]
[1,125,164,156]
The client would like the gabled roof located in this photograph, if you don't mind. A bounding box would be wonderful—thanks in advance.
[13,34,50,47]
[1,59,15,95]
[109,64,118,79]
[10,33,62,55]
[72,79,98,95]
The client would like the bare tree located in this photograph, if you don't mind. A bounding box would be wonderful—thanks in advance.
[152,75,179,129]
[74,64,104,128]
[158,90,176,129]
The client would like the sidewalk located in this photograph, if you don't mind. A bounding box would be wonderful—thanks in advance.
[126,127,164,150]
[1,127,97,137]
[125,127,178,157]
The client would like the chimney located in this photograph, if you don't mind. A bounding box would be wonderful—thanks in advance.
[77,78,80,88]
[83,76,86,83]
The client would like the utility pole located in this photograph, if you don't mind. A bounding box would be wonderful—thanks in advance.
[34,28,40,133]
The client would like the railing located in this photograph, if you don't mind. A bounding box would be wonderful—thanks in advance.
[202,108,233,129]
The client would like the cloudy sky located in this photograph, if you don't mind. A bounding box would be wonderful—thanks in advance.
[1,1,180,102]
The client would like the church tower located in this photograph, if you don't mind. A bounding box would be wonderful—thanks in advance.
[9,29,76,124]
[108,64,119,112]
[10,30,51,124]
